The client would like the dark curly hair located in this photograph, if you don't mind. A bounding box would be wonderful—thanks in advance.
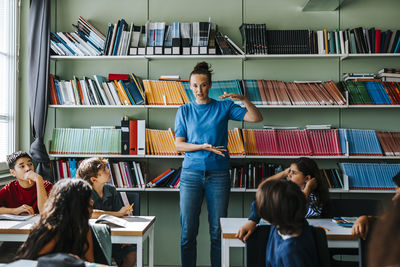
[6,151,32,169]
[292,157,330,215]
[190,61,213,84]
[16,179,93,260]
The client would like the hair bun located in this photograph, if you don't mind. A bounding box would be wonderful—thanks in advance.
[193,61,210,72]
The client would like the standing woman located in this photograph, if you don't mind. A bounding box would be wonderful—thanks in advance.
[175,62,263,267]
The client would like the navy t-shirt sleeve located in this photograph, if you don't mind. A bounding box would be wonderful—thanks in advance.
[228,102,247,121]
[111,186,123,211]
[174,106,187,138]
[248,200,261,222]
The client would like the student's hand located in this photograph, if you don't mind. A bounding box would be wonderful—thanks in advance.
[117,205,130,217]
[236,220,257,242]
[352,215,369,240]
[202,143,227,157]
[23,170,43,184]
[304,177,318,192]
[283,167,290,177]
[13,204,35,215]
[219,92,246,101]
[392,188,400,202]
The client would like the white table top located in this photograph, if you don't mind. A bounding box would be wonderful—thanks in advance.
[220,218,356,241]
[0,215,156,236]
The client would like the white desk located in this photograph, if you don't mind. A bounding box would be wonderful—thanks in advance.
[0,215,156,267]
[220,218,358,267]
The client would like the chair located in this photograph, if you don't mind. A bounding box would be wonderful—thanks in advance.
[245,224,331,267]
[324,199,382,267]
[324,199,383,218]
[122,191,140,215]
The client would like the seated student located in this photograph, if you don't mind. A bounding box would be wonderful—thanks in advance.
[367,196,400,267]
[237,157,329,242]
[0,151,53,215]
[76,157,136,267]
[16,179,95,262]
[352,171,400,240]
[256,179,318,267]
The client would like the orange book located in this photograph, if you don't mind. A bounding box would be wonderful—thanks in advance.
[236,128,245,155]
[113,80,129,105]
[143,80,154,105]
[168,128,179,155]
[49,74,60,105]
[176,82,190,104]
[323,29,328,54]
[145,129,151,155]
[75,77,86,105]
[149,168,173,184]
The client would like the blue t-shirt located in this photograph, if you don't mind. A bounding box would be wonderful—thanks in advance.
[266,222,318,267]
[174,99,247,171]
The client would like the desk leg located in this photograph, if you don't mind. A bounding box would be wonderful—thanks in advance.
[221,238,229,267]
[137,237,143,267]
[149,226,154,267]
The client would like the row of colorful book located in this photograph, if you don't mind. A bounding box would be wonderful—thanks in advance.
[52,159,147,189]
[49,126,400,156]
[339,80,400,105]
[49,73,145,106]
[340,163,400,190]
[50,75,348,106]
[239,24,400,55]
[50,17,242,56]
[321,169,344,189]
[230,163,283,189]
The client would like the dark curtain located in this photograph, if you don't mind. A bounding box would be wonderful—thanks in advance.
[28,0,53,182]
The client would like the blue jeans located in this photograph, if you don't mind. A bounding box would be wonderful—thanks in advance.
[180,168,231,267]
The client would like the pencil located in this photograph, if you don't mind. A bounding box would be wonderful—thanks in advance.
[128,202,135,212]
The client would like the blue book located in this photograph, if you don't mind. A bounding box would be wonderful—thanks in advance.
[112,19,126,55]
[394,35,400,53]
[68,158,77,178]
[119,80,135,105]
[125,81,144,105]
[75,30,103,53]
[54,79,63,104]
[169,168,181,188]
[51,32,76,55]
[154,169,175,186]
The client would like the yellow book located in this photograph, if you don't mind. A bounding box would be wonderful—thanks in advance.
[323,29,328,55]
[143,80,155,105]
[168,128,179,155]
[152,81,162,105]
[176,82,190,104]
[165,81,176,105]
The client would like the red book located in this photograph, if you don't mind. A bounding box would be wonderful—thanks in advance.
[375,30,381,53]
[49,74,59,105]
[108,74,130,81]
[58,160,64,179]
[75,78,85,105]
[129,120,138,155]
[65,160,71,178]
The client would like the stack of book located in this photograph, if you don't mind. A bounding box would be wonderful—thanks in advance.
[147,168,181,188]
[230,162,282,189]
[50,17,105,56]
[340,80,398,104]
[142,80,189,105]
[242,128,341,156]
[109,161,146,188]
[340,163,400,190]
[238,25,400,55]
[49,73,145,106]
[50,17,242,56]
[227,128,246,155]
[378,68,400,82]
[338,129,383,155]
[376,131,400,156]
[145,128,179,155]
[50,128,121,155]
[320,168,344,189]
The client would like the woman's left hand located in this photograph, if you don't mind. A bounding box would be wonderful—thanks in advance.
[219,92,246,101]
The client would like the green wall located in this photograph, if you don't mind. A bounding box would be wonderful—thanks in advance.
[17,0,400,266]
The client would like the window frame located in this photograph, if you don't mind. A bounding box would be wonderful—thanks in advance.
[0,0,20,172]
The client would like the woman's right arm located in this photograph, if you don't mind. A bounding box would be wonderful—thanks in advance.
[175,137,227,156]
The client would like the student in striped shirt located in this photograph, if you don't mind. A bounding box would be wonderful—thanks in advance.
[237,157,330,242]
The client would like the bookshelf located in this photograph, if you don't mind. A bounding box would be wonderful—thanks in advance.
[41,0,400,265]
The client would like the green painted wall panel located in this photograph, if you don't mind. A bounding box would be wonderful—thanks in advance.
[16,0,400,266]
